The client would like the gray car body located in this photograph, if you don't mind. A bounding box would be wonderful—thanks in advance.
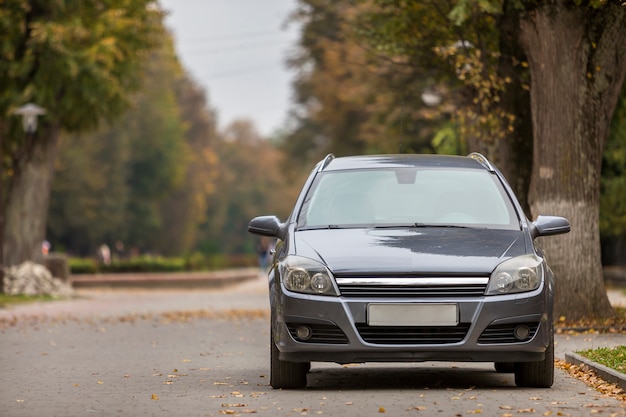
[250,154,569,367]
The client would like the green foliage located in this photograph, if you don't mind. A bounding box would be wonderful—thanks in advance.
[68,257,99,274]
[47,36,216,257]
[0,293,55,307]
[0,0,165,135]
[101,256,186,273]
[600,86,626,238]
[199,120,297,255]
[69,256,185,273]
[69,253,257,274]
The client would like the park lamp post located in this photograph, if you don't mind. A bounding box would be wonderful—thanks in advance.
[421,87,442,107]
[13,103,46,134]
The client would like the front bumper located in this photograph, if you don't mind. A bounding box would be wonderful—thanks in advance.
[273,287,551,364]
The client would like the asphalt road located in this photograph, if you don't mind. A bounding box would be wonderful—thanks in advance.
[1,277,625,417]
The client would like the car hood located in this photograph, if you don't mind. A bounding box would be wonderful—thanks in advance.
[294,227,527,275]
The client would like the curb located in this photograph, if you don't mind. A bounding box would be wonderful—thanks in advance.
[68,268,261,290]
[564,352,626,391]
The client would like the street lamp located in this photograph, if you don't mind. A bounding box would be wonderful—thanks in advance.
[421,88,442,107]
[12,103,46,134]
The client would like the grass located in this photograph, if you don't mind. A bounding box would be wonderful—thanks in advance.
[0,293,56,308]
[577,345,626,374]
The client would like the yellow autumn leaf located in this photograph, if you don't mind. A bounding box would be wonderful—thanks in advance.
[151,394,159,400]
[379,406,386,413]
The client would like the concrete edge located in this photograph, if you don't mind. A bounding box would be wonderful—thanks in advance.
[564,352,626,391]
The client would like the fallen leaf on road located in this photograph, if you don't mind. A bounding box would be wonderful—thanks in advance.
[379,406,386,413]
[151,394,159,400]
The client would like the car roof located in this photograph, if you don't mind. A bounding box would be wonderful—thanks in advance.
[319,154,493,172]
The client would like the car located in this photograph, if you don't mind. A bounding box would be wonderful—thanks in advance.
[248,153,570,389]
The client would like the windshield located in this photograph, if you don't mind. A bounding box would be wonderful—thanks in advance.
[297,168,519,230]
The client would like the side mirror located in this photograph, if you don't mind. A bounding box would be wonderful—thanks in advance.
[531,215,571,238]
[248,215,286,239]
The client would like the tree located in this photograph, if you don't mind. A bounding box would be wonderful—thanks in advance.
[0,1,164,271]
[155,74,220,256]
[286,0,533,212]
[287,0,626,319]
[368,0,626,319]
[198,120,297,256]
[516,1,626,319]
[47,37,219,257]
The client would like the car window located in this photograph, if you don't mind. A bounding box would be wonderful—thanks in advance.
[297,168,519,230]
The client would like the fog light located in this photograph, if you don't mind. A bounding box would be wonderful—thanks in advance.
[295,326,312,341]
[514,325,531,340]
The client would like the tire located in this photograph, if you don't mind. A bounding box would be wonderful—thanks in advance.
[270,327,309,389]
[514,329,554,388]
[494,362,515,373]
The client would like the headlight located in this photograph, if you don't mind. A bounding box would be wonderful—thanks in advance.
[280,256,338,296]
[485,254,543,295]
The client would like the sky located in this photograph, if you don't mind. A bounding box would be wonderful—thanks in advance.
[158,0,301,137]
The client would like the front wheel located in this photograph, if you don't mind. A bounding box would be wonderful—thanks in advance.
[514,329,554,388]
[270,327,309,389]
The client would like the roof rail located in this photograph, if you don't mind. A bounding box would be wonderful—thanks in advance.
[467,152,495,173]
[318,153,335,172]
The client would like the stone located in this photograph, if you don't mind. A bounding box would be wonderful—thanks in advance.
[3,261,74,297]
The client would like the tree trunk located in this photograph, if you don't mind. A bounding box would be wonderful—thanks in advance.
[2,125,60,267]
[519,2,626,320]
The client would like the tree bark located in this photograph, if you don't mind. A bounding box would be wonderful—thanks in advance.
[519,1,626,320]
[2,125,60,267]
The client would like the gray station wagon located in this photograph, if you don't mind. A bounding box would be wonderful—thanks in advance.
[248,153,570,389]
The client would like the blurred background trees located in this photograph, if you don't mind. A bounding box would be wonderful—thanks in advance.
[1,0,623,283]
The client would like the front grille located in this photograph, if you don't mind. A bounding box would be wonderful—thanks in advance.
[336,276,489,298]
[286,323,349,344]
[478,322,539,344]
[355,323,470,345]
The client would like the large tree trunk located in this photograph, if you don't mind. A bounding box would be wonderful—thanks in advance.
[2,125,59,267]
[519,2,626,320]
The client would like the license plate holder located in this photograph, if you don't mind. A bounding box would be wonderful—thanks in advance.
[367,303,458,326]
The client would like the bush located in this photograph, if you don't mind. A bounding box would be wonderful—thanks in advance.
[68,253,258,274]
[69,258,98,274]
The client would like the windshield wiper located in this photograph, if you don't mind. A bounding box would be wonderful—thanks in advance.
[372,223,473,229]
[413,223,475,229]
[298,225,345,231]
